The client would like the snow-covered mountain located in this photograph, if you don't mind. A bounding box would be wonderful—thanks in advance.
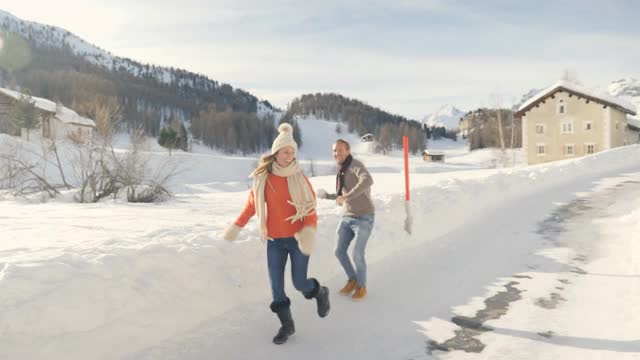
[0,9,273,110]
[0,9,185,87]
[608,78,640,113]
[0,9,113,66]
[422,104,465,129]
[513,88,542,111]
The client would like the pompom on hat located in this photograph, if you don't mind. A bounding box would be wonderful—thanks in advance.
[271,123,298,155]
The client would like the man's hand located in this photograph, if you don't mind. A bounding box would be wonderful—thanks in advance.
[316,188,328,199]
[336,195,346,206]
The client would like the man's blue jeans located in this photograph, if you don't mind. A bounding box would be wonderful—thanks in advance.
[335,214,375,287]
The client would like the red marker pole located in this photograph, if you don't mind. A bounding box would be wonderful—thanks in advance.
[403,136,412,234]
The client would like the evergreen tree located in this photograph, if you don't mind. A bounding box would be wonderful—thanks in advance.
[158,126,178,155]
[10,92,38,140]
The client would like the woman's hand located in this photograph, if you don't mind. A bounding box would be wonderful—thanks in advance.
[223,223,242,241]
[294,226,316,255]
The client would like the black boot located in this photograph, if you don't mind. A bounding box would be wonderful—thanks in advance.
[270,299,295,345]
[304,279,330,318]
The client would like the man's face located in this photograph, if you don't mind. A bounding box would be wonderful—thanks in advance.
[333,142,350,164]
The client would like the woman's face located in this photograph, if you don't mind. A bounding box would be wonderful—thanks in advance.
[275,146,296,167]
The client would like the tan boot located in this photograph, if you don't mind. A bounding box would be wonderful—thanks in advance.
[339,279,357,295]
[352,286,367,301]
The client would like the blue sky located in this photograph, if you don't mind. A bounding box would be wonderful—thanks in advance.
[3,0,639,119]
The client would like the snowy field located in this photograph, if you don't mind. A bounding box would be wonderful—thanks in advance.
[1,117,639,359]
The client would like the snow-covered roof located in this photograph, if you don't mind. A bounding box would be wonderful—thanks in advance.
[0,87,57,113]
[423,150,445,156]
[627,115,640,130]
[54,105,96,127]
[516,80,637,116]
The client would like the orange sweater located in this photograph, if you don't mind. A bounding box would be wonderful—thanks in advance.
[235,173,317,239]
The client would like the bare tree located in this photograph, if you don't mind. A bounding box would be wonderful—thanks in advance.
[375,124,394,155]
[490,94,506,150]
[70,98,123,202]
[0,132,75,197]
[490,94,513,168]
[0,144,61,197]
[48,139,72,189]
[0,149,23,190]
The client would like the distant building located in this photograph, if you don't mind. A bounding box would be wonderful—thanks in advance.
[515,80,638,165]
[0,87,96,142]
[458,117,470,138]
[422,150,445,162]
[360,133,374,142]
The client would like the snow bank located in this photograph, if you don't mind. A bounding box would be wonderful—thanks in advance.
[2,128,640,358]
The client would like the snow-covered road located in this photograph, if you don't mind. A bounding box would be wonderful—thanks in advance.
[431,173,640,360]
[128,174,640,359]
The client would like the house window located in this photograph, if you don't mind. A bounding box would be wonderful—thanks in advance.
[585,143,596,154]
[565,144,574,156]
[561,122,573,134]
[536,124,545,134]
[558,99,566,114]
[536,143,546,155]
[584,122,592,130]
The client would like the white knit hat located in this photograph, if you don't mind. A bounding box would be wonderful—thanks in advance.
[271,123,297,155]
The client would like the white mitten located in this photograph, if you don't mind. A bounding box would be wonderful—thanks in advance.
[294,226,316,255]
[223,223,242,241]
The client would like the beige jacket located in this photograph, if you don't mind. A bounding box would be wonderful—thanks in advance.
[324,158,375,216]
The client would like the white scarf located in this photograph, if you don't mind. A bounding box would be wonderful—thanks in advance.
[251,160,316,241]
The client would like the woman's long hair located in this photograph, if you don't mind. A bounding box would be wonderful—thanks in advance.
[251,153,277,177]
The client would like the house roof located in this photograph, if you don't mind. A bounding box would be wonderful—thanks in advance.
[628,116,640,130]
[0,87,57,113]
[422,150,444,156]
[54,105,96,127]
[515,80,637,117]
[0,87,95,127]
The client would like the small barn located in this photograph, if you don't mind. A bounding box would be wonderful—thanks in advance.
[422,150,445,162]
